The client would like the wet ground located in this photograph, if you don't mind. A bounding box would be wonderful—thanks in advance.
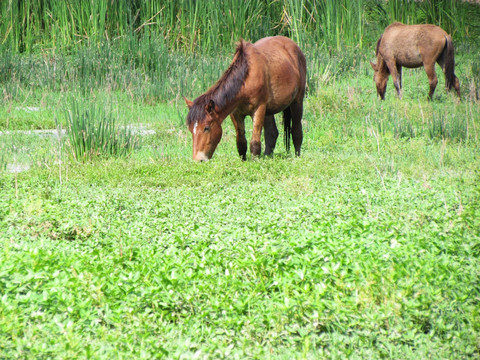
[0,126,156,173]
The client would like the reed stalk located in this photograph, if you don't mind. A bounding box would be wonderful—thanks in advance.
[65,97,139,162]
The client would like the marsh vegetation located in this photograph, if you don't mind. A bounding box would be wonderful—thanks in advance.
[1,1,479,358]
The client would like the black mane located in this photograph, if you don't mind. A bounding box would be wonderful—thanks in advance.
[187,41,250,125]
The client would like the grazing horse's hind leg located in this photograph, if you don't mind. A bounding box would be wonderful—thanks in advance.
[437,48,461,97]
[398,65,403,91]
[264,115,278,156]
[436,51,446,86]
[289,101,304,156]
[424,63,438,100]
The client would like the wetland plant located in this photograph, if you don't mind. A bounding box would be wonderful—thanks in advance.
[65,98,139,161]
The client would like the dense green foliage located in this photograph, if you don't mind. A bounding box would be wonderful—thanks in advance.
[1,1,479,106]
[1,1,479,358]
[1,0,478,53]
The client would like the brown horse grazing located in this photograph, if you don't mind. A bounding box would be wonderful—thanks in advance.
[370,22,461,100]
[185,36,306,161]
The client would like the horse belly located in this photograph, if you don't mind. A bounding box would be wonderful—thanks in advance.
[265,104,288,116]
[243,70,300,115]
[395,49,423,68]
[265,90,297,115]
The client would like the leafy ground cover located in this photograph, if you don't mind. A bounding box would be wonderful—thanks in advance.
[0,151,479,358]
[1,79,479,359]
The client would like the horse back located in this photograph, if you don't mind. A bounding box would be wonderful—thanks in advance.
[379,23,449,68]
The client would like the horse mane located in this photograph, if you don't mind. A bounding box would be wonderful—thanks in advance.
[187,40,250,125]
[375,34,383,56]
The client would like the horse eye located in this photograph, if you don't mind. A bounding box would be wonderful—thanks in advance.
[204,126,210,132]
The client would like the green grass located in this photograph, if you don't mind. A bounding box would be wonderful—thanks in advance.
[1,60,479,357]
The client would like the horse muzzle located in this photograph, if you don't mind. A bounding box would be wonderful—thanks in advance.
[193,151,209,162]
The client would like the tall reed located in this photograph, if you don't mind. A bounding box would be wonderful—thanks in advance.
[65,97,139,162]
[1,0,478,105]
[1,0,476,54]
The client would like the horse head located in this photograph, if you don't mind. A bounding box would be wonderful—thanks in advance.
[185,97,223,161]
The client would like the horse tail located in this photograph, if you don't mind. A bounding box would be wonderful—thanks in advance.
[283,107,292,153]
[444,35,456,90]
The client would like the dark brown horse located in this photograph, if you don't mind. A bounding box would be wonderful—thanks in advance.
[370,22,460,100]
[185,36,306,161]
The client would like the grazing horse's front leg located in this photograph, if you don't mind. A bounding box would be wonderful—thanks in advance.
[250,105,266,156]
[386,61,402,99]
[230,112,247,160]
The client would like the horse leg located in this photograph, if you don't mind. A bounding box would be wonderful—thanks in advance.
[436,54,449,92]
[289,101,304,156]
[250,105,266,157]
[264,115,278,156]
[386,61,402,98]
[424,63,438,100]
[230,112,247,160]
[454,76,461,97]
[398,65,403,91]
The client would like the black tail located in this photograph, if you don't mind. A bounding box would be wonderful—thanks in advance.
[444,35,456,90]
[283,107,292,153]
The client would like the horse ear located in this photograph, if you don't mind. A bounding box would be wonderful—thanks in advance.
[370,61,378,71]
[184,97,193,109]
[205,99,216,114]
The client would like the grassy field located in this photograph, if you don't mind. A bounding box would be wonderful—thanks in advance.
[1,1,480,359]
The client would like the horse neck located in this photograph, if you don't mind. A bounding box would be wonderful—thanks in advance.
[216,94,242,122]
[208,43,249,122]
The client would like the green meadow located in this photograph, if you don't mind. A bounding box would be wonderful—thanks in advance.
[1,1,479,358]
